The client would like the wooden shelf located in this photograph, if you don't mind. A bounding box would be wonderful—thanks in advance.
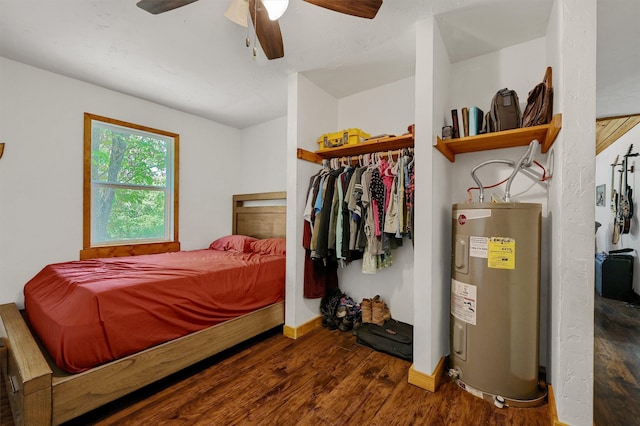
[435,113,562,162]
[297,133,414,164]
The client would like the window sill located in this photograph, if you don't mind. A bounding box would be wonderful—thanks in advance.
[79,241,180,260]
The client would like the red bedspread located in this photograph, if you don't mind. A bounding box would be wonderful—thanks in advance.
[24,249,285,373]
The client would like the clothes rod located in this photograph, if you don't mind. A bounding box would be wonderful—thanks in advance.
[297,147,413,165]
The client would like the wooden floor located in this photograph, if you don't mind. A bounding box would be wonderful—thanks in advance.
[4,297,639,425]
[594,292,640,426]
[2,325,552,426]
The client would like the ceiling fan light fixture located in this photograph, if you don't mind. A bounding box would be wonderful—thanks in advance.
[224,0,249,27]
[263,0,289,21]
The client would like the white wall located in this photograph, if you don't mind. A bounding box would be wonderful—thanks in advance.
[449,38,547,119]
[0,57,244,308]
[546,0,597,424]
[239,115,287,194]
[413,15,454,374]
[596,123,640,294]
[285,73,338,328]
[337,77,415,138]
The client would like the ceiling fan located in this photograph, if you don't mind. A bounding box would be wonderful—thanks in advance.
[136,0,383,60]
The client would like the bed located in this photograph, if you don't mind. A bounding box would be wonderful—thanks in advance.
[0,191,286,425]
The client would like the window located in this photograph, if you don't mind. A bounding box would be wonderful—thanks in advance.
[82,113,179,259]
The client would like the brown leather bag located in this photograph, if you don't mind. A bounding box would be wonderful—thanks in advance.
[522,67,553,127]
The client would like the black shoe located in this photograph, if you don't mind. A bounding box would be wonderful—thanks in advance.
[338,316,353,332]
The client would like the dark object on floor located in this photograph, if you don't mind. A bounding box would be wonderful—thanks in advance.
[355,319,413,361]
[320,288,344,329]
[595,253,634,301]
[624,291,640,307]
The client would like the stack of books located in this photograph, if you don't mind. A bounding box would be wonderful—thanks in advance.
[450,107,484,138]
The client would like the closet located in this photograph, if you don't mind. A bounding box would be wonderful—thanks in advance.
[298,133,415,298]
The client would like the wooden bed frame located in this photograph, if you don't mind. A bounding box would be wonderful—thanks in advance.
[0,191,286,425]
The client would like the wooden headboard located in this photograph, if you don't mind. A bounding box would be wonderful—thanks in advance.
[232,191,286,239]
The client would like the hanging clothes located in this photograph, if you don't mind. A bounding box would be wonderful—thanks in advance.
[303,167,338,299]
[405,156,415,243]
[302,149,414,296]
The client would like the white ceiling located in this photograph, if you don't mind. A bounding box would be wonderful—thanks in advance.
[596,0,640,119]
[0,0,637,129]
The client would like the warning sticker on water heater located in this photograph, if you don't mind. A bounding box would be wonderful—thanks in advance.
[451,279,477,325]
[487,237,515,269]
[469,236,488,258]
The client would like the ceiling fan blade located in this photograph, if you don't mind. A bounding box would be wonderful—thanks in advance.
[249,0,284,60]
[225,0,249,27]
[303,0,382,19]
[136,0,199,15]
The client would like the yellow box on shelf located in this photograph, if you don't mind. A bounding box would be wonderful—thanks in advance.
[317,128,370,150]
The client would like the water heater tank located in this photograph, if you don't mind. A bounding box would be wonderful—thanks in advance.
[450,203,545,406]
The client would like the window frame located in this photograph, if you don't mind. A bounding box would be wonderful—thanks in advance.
[81,113,180,259]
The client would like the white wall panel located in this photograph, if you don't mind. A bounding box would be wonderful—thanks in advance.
[0,57,242,308]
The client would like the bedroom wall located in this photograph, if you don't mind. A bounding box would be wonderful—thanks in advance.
[239,115,287,194]
[595,123,640,294]
[0,57,245,308]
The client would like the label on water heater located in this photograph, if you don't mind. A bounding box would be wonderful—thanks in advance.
[487,237,515,269]
[454,209,492,222]
[469,236,488,258]
[451,279,477,325]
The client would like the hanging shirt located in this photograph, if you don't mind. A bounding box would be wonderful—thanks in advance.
[315,167,344,259]
[336,167,353,260]
[370,167,385,238]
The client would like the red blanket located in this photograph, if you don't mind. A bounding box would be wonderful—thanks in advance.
[24,249,285,373]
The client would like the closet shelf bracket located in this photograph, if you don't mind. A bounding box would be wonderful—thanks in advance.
[297,148,323,164]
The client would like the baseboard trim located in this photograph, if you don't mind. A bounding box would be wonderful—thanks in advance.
[407,356,446,392]
[283,315,322,339]
[548,385,568,426]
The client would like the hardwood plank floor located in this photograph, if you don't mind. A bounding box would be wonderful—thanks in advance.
[2,326,551,426]
[4,297,638,425]
[594,292,640,426]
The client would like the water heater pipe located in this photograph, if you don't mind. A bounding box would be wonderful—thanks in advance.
[471,159,515,203]
[504,140,539,201]
[470,140,544,203]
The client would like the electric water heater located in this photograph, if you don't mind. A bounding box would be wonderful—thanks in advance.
[450,203,545,407]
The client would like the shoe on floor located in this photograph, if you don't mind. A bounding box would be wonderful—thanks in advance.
[371,295,391,326]
[361,298,372,324]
